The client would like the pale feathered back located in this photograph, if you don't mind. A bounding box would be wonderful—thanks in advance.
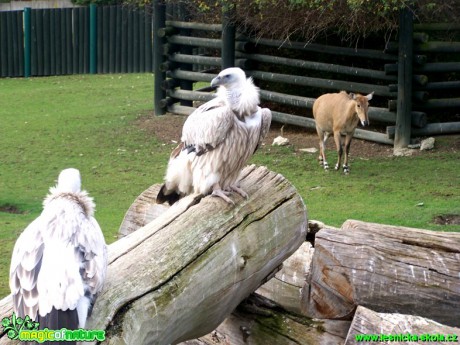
[9,169,107,329]
[157,67,272,205]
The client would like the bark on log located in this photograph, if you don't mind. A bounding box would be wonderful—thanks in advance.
[256,242,314,315]
[180,294,350,345]
[0,165,307,345]
[303,220,460,327]
[345,306,460,345]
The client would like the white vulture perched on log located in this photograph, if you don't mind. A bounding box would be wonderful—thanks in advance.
[157,67,272,205]
[9,168,107,341]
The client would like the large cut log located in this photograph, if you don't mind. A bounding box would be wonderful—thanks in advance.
[180,294,350,345]
[256,241,314,315]
[0,165,307,345]
[304,220,460,327]
[345,306,460,344]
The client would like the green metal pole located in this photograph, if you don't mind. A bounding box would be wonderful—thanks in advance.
[89,4,97,74]
[23,7,31,78]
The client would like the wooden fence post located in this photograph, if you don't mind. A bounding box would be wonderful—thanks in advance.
[177,2,193,107]
[221,2,235,69]
[394,7,413,151]
[153,0,166,115]
[23,7,31,78]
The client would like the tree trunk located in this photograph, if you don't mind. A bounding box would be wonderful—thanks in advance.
[345,306,460,344]
[0,165,307,345]
[180,294,350,345]
[303,219,460,327]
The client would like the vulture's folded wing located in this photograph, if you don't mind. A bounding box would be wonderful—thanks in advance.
[76,216,107,296]
[181,99,234,154]
[9,217,45,320]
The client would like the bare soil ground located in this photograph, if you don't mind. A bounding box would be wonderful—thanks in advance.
[137,112,460,158]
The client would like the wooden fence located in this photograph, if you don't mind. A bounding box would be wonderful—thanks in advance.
[153,1,460,149]
[0,4,153,77]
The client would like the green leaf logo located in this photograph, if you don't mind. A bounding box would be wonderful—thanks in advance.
[1,313,39,340]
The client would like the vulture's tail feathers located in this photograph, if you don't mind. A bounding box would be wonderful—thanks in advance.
[156,184,181,206]
[38,308,78,345]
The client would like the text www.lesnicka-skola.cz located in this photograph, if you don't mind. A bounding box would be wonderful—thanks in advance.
[355,333,459,342]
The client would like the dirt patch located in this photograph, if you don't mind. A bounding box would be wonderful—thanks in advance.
[0,204,26,214]
[432,214,460,226]
[137,111,459,158]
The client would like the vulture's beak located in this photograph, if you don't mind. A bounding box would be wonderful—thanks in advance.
[211,75,222,87]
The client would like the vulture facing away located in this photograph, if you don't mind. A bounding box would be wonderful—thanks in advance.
[9,168,107,340]
[157,67,272,205]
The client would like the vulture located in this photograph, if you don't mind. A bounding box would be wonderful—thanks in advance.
[9,168,107,338]
[157,67,272,205]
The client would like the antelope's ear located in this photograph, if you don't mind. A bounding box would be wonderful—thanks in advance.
[366,92,374,101]
[350,93,356,100]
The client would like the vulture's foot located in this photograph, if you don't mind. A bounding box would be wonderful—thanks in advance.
[229,185,249,199]
[211,189,235,205]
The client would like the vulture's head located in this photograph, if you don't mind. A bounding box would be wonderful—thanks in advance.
[57,168,81,193]
[211,67,247,90]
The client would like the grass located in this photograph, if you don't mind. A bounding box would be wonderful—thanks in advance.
[0,74,459,298]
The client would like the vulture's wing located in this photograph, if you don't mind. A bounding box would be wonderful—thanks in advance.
[9,217,45,320]
[181,98,234,155]
[253,107,272,153]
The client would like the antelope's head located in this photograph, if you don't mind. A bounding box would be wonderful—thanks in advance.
[352,92,373,127]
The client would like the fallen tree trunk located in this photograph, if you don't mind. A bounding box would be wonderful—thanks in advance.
[181,294,350,345]
[345,306,460,344]
[304,220,460,327]
[0,165,307,345]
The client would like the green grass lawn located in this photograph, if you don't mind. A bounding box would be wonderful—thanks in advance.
[0,74,459,297]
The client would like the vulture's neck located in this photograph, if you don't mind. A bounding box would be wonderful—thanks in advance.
[218,78,259,118]
[44,187,95,217]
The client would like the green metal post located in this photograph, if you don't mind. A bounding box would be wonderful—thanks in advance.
[89,4,97,74]
[23,7,31,78]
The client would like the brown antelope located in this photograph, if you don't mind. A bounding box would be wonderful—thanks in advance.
[312,91,373,174]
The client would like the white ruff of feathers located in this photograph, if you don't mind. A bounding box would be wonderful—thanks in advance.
[43,187,95,218]
[216,76,260,116]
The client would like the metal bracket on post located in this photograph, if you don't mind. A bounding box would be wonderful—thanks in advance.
[394,7,413,152]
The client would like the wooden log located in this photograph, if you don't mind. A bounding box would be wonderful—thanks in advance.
[1,167,307,345]
[387,121,460,138]
[240,53,396,81]
[180,294,351,345]
[250,37,397,61]
[256,242,314,315]
[303,220,460,327]
[345,306,460,344]
[248,70,394,97]
[165,20,222,32]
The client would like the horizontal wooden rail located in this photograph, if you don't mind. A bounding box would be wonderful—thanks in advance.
[168,35,250,52]
[248,37,398,61]
[387,122,460,138]
[169,69,216,82]
[238,53,396,81]
[165,20,222,32]
[247,70,395,97]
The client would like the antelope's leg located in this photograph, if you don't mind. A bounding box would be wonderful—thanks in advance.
[333,131,343,170]
[316,128,329,169]
[343,133,353,174]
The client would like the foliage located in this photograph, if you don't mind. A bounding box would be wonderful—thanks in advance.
[159,0,459,42]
